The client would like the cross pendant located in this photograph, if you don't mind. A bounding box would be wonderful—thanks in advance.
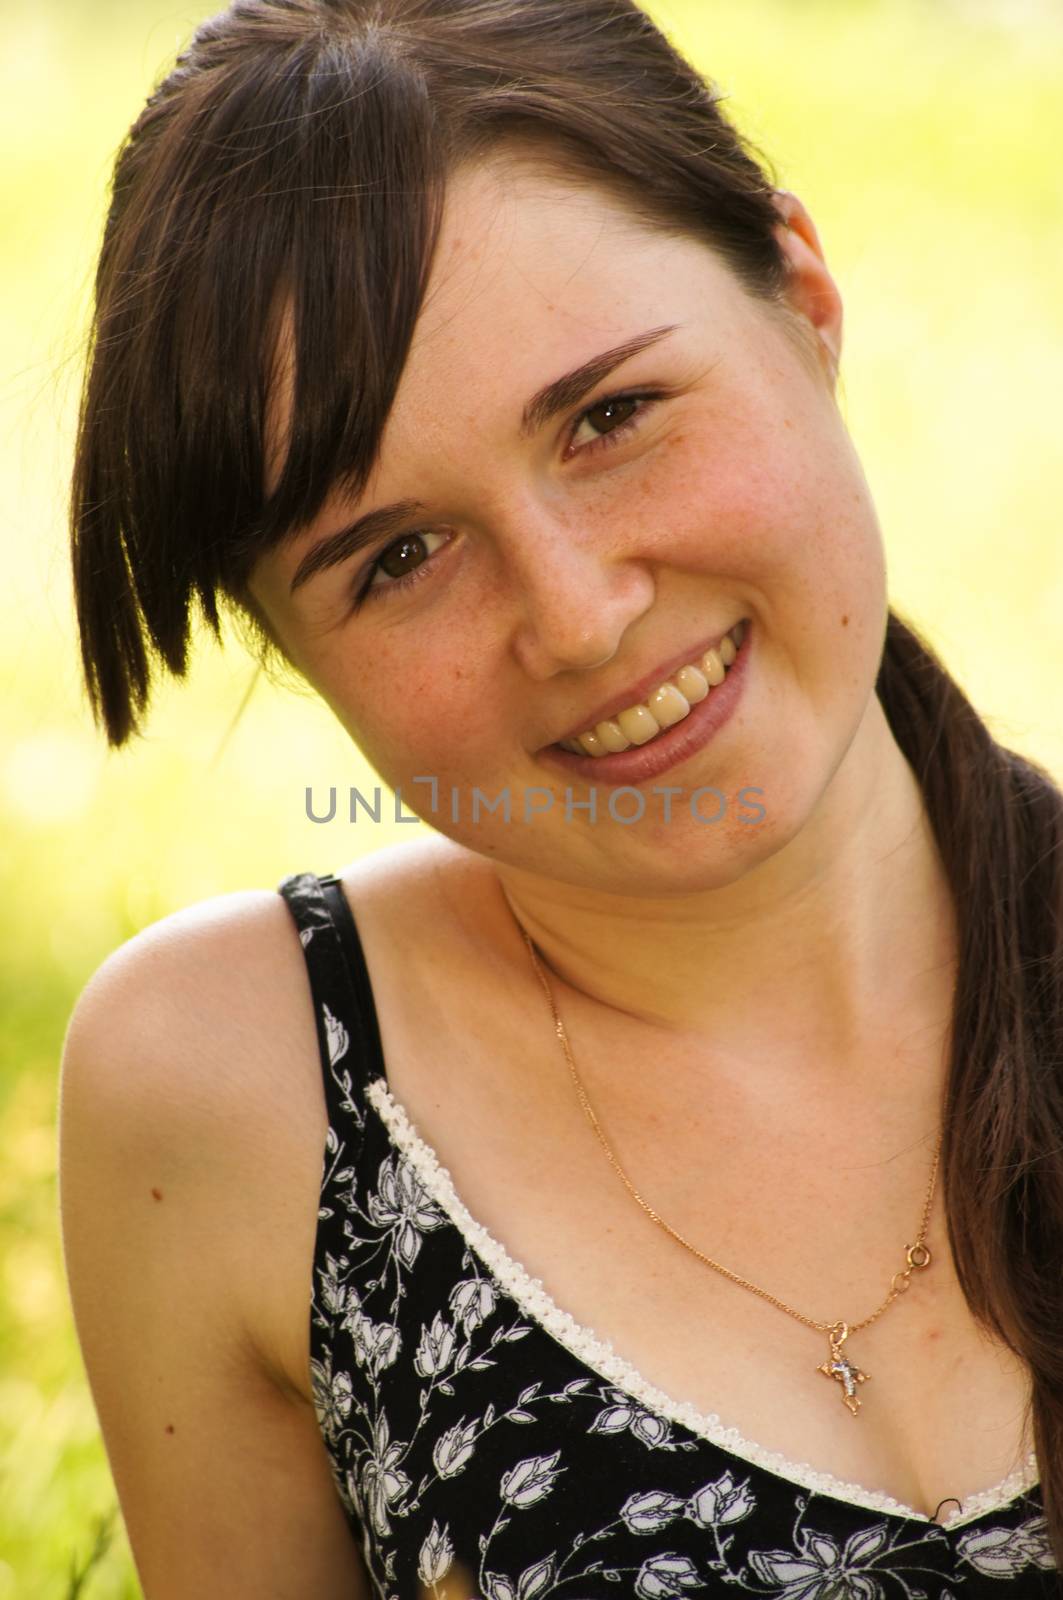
[817,1321,870,1416]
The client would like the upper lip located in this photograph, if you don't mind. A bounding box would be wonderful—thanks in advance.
[548,619,744,746]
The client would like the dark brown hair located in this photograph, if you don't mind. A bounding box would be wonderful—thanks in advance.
[70,0,1063,1560]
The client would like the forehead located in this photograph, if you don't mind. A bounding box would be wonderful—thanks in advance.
[263,155,745,497]
[412,155,725,360]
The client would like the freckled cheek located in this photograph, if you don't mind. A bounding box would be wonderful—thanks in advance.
[639,430,800,575]
[324,657,500,778]
[671,415,879,595]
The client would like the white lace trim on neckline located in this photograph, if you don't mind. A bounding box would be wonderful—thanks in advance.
[363,1078,1039,1531]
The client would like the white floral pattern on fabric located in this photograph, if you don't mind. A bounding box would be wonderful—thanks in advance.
[275,870,1057,1600]
[956,1516,1058,1578]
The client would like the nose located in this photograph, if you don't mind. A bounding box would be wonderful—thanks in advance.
[505,511,655,681]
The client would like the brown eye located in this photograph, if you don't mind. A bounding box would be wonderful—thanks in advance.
[584,396,640,435]
[568,390,661,457]
[355,528,450,607]
[376,534,429,581]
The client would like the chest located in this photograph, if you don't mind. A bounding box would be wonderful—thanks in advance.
[381,1022,1031,1514]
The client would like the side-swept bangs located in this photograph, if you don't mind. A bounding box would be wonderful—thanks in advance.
[73,24,450,742]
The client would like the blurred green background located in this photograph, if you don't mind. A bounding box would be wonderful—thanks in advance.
[2,0,1061,1593]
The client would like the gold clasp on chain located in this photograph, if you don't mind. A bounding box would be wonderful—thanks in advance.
[891,1240,933,1295]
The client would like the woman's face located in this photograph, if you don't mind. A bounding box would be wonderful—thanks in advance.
[249,156,889,893]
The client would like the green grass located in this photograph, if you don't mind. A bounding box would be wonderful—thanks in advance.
[2,0,1061,1593]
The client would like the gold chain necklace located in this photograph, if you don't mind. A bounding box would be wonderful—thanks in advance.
[515,921,941,1417]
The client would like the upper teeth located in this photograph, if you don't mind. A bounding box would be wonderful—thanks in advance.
[558,620,746,756]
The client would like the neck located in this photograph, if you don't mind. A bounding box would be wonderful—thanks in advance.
[487,699,958,1102]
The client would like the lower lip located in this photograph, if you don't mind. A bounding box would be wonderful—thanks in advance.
[538,619,753,788]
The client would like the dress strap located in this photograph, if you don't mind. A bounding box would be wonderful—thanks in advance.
[275,869,388,1137]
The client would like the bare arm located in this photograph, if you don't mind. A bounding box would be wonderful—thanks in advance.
[57,896,373,1599]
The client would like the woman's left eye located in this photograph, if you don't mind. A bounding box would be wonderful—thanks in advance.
[566,390,662,458]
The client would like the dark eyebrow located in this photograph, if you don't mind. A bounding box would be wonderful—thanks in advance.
[518,322,681,439]
[288,322,682,596]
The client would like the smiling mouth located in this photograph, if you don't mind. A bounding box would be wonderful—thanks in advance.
[552,618,748,757]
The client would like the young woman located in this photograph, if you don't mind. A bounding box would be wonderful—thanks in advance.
[58,2,1063,1596]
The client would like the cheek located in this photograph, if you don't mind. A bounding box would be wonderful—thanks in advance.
[663,395,883,607]
[322,650,491,777]
[635,421,806,582]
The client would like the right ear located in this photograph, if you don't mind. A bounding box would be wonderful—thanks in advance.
[771,189,844,385]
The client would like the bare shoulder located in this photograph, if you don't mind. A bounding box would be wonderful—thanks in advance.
[63,882,320,1161]
[60,883,332,1374]
[57,879,377,1596]
[69,877,306,1022]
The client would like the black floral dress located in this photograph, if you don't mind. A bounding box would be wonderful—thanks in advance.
[276,870,1058,1600]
